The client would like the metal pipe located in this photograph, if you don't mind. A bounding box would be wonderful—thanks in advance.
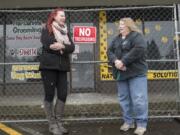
[174,3,180,114]
[0,59,179,65]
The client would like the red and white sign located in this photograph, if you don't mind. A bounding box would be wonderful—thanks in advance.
[18,48,37,56]
[73,26,96,43]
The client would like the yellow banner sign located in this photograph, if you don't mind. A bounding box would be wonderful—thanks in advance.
[148,70,178,80]
[11,65,41,80]
[100,69,178,81]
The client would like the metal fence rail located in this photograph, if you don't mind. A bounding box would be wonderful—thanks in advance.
[0,5,180,122]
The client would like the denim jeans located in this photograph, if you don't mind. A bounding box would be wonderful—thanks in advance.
[117,75,148,128]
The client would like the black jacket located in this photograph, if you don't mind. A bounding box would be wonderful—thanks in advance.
[107,31,148,80]
[39,27,75,71]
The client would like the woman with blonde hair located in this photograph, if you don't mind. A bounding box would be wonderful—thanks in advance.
[107,17,148,135]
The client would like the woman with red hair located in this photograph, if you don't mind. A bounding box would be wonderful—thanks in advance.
[39,8,74,135]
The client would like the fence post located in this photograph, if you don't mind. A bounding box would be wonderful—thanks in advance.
[174,4,180,114]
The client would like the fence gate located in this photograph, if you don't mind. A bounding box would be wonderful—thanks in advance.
[0,5,180,122]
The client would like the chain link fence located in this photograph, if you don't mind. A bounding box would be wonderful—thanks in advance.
[0,5,180,122]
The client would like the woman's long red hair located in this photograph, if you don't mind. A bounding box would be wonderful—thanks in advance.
[46,8,64,34]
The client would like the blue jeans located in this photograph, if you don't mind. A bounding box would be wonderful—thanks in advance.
[117,76,148,128]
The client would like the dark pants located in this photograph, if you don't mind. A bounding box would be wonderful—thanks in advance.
[41,70,68,103]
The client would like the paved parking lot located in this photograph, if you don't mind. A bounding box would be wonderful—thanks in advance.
[0,118,180,135]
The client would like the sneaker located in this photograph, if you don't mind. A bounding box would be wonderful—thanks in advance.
[120,123,135,131]
[134,127,146,135]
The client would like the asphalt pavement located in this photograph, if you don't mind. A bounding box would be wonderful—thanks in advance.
[0,118,180,135]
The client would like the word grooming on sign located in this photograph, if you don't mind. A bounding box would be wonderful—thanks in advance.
[73,26,96,43]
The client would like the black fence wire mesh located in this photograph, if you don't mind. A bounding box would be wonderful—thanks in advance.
[0,5,180,121]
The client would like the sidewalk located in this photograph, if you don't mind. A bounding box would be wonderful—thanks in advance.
[0,92,178,120]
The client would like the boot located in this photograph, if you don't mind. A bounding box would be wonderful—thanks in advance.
[44,101,63,135]
[55,99,68,134]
